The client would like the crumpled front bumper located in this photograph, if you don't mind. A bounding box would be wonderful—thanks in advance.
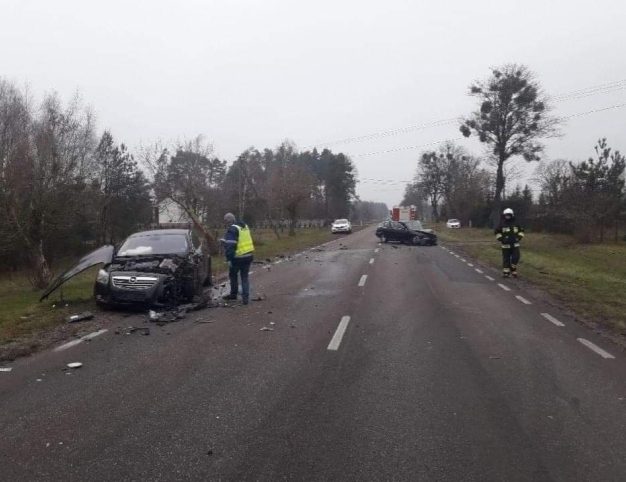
[95,271,169,306]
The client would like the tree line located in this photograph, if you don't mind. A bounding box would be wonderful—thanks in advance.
[403,64,625,241]
[0,78,383,287]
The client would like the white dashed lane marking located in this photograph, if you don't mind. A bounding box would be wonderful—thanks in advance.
[475,268,483,274]
[497,283,511,291]
[515,295,532,305]
[369,258,375,265]
[577,338,615,359]
[358,275,368,287]
[327,316,351,351]
[485,275,495,281]
[541,312,565,327]
[467,263,474,267]
[54,329,108,352]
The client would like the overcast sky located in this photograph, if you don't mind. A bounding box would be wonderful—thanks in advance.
[2,0,625,206]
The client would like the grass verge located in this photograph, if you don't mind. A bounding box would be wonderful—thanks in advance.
[0,227,344,356]
[435,224,626,336]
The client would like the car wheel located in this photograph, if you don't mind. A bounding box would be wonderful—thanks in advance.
[381,235,388,243]
[412,235,422,246]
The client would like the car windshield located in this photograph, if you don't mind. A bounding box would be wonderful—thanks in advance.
[118,234,188,256]
[404,220,424,230]
[334,219,349,224]
[448,219,459,223]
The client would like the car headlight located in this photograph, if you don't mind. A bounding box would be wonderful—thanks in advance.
[96,269,110,285]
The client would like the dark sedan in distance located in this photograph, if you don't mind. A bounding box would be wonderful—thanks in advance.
[376,220,437,246]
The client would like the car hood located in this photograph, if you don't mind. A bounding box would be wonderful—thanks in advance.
[40,245,115,301]
[409,228,436,237]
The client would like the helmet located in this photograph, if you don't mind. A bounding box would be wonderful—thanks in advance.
[503,208,514,216]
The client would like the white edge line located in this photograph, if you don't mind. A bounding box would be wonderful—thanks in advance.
[497,283,511,291]
[358,274,368,287]
[577,338,615,359]
[515,295,532,305]
[327,316,351,351]
[54,329,108,352]
[374,248,380,253]
[475,268,484,274]
[485,275,495,281]
[540,312,565,327]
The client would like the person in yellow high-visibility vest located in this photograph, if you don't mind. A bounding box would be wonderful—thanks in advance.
[221,212,255,304]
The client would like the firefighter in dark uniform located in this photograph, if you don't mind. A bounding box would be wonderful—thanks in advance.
[495,208,524,277]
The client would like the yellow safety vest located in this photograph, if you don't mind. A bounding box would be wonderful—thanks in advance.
[234,225,255,257]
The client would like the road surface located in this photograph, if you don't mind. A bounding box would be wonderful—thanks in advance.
[1,226,625,481]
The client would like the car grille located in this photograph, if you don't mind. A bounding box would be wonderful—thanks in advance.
[112,275,159,291]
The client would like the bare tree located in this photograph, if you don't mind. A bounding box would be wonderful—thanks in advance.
[460,64,560,223]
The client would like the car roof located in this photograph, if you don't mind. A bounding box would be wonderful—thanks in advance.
[129,229,190,237]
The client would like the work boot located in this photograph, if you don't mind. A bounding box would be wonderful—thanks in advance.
[222,293,237,301]
[511,271,518,278]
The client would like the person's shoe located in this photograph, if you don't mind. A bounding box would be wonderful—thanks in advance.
[502,272,510,278]
[222,294,237,301]
[242,298,249,305]
[511,272,518,278]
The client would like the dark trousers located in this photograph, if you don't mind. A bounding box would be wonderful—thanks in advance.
[502,247,520,273]
[229,256,253,301]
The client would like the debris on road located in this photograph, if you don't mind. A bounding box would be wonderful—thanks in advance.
[66,312,95,323]
[252,293,267,301]
[488,355,502,360]
[66,362,83,369]
[195,319,214,324]
[125,326,150,336]
[259,326,274,331]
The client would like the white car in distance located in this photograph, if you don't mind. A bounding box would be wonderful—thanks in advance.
[331,219,352,234]
[446,219,461,229]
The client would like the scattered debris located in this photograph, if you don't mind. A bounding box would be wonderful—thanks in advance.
[36,378,43,382]
[0,367,12,372]
[195,319,214,324]
[66,311,94,323]
[126,327,150,336]
[339,246,348,250]
[259,326,274,331]
[67,362,83,369]
[392,245,399,249]
[269,322,276,325]
[488,355,501,360]
[252,294,267,301]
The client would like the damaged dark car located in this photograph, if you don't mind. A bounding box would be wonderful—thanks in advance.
[40,229,212,308]
[375,220,438,246]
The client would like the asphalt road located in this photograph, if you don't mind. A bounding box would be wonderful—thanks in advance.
[1,226,625,481]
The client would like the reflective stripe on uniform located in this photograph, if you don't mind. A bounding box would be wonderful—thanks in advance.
[234,225,255,257]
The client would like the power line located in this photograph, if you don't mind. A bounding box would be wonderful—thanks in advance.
[350,102,626,159]
[303,78,626,150]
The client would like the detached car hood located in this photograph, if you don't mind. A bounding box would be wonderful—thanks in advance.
[40,245,115,301]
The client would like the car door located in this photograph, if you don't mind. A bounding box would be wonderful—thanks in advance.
[391,222,407,242]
